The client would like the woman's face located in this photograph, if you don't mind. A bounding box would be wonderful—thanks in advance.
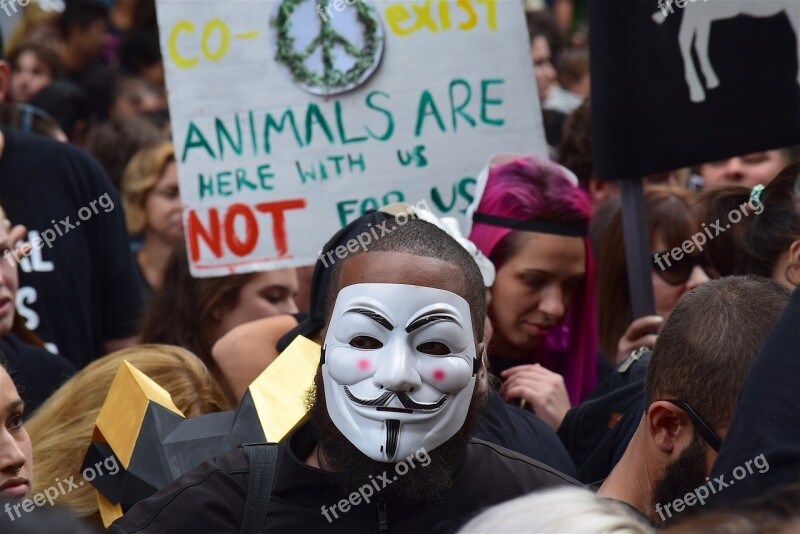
[489,232,585,358]
[651,238,710,319]
[10,51,53,104]
[530,36,556,103]
[213,269,300,340]
[0,217,19,336]
[144,161,183,244]
[699,150,788,189]
[0,366,32,499]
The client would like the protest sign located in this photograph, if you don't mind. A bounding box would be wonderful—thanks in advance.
[590,0,800,181]
[156,0,546,276]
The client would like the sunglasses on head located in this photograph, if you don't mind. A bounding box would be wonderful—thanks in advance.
[660,399,722,452]
[652,251,710,286]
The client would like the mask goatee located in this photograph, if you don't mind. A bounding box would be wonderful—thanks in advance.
[385,419,401,462]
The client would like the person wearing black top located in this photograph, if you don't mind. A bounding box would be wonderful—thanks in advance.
[2,333,74,417]
[2,42,144,365]
[0,125,143,368]
[111,421,575,534]
[0,205,75,415]
[2,42,143,366]
[273,208,575,475]
[477,388,575,476]
[112,217,577,533]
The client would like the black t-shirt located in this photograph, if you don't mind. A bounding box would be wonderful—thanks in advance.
[1,333,75,416]
[110,422,578,534]
[0,126,143,368]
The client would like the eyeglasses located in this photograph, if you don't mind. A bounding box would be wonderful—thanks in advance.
[660,399,722,452]
[652,251,710,286]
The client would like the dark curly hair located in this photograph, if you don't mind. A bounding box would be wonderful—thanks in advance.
[558,99,593,189]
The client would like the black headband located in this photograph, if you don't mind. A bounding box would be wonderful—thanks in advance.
[472,213,588,237]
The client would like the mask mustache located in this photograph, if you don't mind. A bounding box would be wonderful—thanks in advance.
[345,388,393,406]
[343,386,449,411]
[396,392,449,411]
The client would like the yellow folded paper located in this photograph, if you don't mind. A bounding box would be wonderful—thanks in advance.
[249,334,320,441]
[90,336,321,526]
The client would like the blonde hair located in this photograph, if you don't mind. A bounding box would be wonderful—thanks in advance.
[4,4,60,54]
[120,142,175,235]
[460,487,655,533]
[26,344,229,521]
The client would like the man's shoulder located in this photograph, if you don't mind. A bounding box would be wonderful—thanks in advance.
[210,445,253,474]
[1,126,106,182]
[109,447,253,534]
[146,444,252,492]
[464,437,580,486]
[444,438,580,519]
[3,126,71,160]
[478,389,576,476]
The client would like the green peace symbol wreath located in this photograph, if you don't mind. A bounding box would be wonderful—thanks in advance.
[273,0,382,94]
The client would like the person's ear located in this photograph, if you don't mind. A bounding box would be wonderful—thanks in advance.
[787,240,800,286]
[475,342,488,393]
[211,302,225,322]
[588,178,619,206]
[0,61,10,101]
[482,315,493,343]
[646,400,693,456]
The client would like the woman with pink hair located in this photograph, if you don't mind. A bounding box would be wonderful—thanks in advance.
[469,156,597,430]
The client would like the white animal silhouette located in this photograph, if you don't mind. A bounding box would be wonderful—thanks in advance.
[653,0,800,102]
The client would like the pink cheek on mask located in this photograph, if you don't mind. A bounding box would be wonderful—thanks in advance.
[432,369,446,381]
[358,359,370,371]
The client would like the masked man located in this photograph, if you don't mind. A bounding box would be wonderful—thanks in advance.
[110,218,575,533]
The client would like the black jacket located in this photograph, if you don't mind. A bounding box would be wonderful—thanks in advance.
[110,422,578,533]
[476,388,576,476]
[558,349,650,483]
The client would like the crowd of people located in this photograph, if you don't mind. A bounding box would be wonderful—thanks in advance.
[1,0,799,532]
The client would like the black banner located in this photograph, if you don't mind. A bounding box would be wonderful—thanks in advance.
[590,0,800,180]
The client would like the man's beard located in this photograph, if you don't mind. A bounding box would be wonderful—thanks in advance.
[307,367,486,504]
[651,434,709,524]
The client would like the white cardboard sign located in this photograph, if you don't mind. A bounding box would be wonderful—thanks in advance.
[156,0,546,276]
